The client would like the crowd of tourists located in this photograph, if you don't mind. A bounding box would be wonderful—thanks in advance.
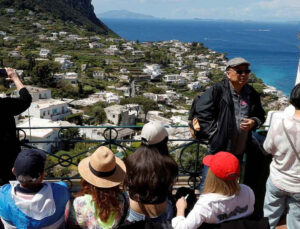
[0,58,299,229]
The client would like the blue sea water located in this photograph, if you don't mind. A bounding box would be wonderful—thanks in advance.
[102,19,300,95]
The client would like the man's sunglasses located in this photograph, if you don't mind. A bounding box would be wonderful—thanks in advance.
[234,69,251,75]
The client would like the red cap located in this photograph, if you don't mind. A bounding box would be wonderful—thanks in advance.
[203,151,240,181]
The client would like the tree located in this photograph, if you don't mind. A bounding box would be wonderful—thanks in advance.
[89,105,106,125]
[31,61,60,87]
[120,96,158,122]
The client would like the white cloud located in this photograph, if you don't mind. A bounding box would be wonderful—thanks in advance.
[254,0,300,19]
[257,0,300,9]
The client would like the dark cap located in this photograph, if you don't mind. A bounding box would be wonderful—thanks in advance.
[14,149,46,179]
[226,57,250,70]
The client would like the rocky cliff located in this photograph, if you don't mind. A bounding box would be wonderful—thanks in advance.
[0,0,115,35]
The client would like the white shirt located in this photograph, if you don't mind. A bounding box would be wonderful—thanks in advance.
[172,184,254,229]
[263,116,300,193]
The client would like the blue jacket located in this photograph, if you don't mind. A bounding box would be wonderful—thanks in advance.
[0,181,70,229]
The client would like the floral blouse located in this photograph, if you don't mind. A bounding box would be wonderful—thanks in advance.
[69,193,127,229]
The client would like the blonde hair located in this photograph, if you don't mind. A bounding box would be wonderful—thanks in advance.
[202,169,240,196]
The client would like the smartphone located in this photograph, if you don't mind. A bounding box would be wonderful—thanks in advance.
[0,69,7,77]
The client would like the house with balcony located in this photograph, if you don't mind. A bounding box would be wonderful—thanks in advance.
[164,74,186,85]
[30,99,71,121]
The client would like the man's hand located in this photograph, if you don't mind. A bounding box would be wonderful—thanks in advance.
[240,118,255,131]
[6,68,19,82]
[193,118,200,131]
[5,68,24,90]
[176,197,187,216]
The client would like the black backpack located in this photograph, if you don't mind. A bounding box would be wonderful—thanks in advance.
[188,85,222,141]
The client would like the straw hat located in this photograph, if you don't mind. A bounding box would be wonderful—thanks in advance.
[78,146,126,188]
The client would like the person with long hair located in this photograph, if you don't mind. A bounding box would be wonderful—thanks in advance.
[263,83,300,229]
[71,146,127,229]
[125,121,178,222]
[172,151,254,229]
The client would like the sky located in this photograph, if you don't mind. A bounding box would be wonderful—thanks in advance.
[92,0,300,22]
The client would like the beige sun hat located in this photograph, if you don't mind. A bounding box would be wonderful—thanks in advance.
[78,146,126,188]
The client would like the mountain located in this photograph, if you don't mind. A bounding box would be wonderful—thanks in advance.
[0,0,115,35]
[98,10,156,19]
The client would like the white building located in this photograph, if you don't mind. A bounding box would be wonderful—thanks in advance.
[0,31,7,36]
[17,118,74,153]
[195,62,209,70]
[39,49,51,58]
[187,82,201,91]
[93,71,105,80]
[8,51,21,58]
[89,42,102,49]
[54,57,73,70]
[180,71,194,81]
[21,86,51,102]
[53,72,78,84]
[30,99,71,121]
[3,36,15,41]
[106,92,120,104]
[198,75,211,84]
[105,45,120,55]
[164,74,186,85]
[59,31,67,37]
[104,105,136,125]
[143,64,161,80]
[67,34,81,41]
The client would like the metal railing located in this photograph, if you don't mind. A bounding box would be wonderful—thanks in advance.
[17,125,268,190]
[17,125,209,190]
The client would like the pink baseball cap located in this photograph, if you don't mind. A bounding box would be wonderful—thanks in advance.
[203,151,240,181]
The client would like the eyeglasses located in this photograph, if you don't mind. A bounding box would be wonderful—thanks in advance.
[234,69,251,75]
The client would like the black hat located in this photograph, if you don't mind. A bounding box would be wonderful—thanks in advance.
[14,149,46,179]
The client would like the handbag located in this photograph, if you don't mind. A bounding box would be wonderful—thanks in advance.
[282,119,300,162]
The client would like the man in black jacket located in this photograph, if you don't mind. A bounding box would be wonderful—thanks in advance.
[0,68,32,184]
[189,57,265,191]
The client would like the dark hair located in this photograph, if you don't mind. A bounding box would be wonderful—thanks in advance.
[76,179,122,222]
[124,145,178,204]
[141,136,169,155]
[290,83,300,109]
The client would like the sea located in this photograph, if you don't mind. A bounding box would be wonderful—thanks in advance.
[102,19,300,95]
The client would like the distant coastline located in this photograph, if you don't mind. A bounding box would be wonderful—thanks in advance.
[98,10,156,20]
[101,18,299,95]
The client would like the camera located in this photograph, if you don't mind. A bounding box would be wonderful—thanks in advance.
[0,69,7,77]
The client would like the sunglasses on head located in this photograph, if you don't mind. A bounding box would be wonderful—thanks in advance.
[234,69,251,74]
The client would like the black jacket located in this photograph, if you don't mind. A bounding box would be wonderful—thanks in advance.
[189,78,265,154]
[0,88,32,154]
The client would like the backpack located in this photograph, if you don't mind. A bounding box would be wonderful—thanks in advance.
[188,85,222,141]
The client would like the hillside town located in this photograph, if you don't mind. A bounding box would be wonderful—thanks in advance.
[0,7,290,155]
[0,9,288,155]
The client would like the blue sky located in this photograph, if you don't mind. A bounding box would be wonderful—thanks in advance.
[92,0,300,21]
